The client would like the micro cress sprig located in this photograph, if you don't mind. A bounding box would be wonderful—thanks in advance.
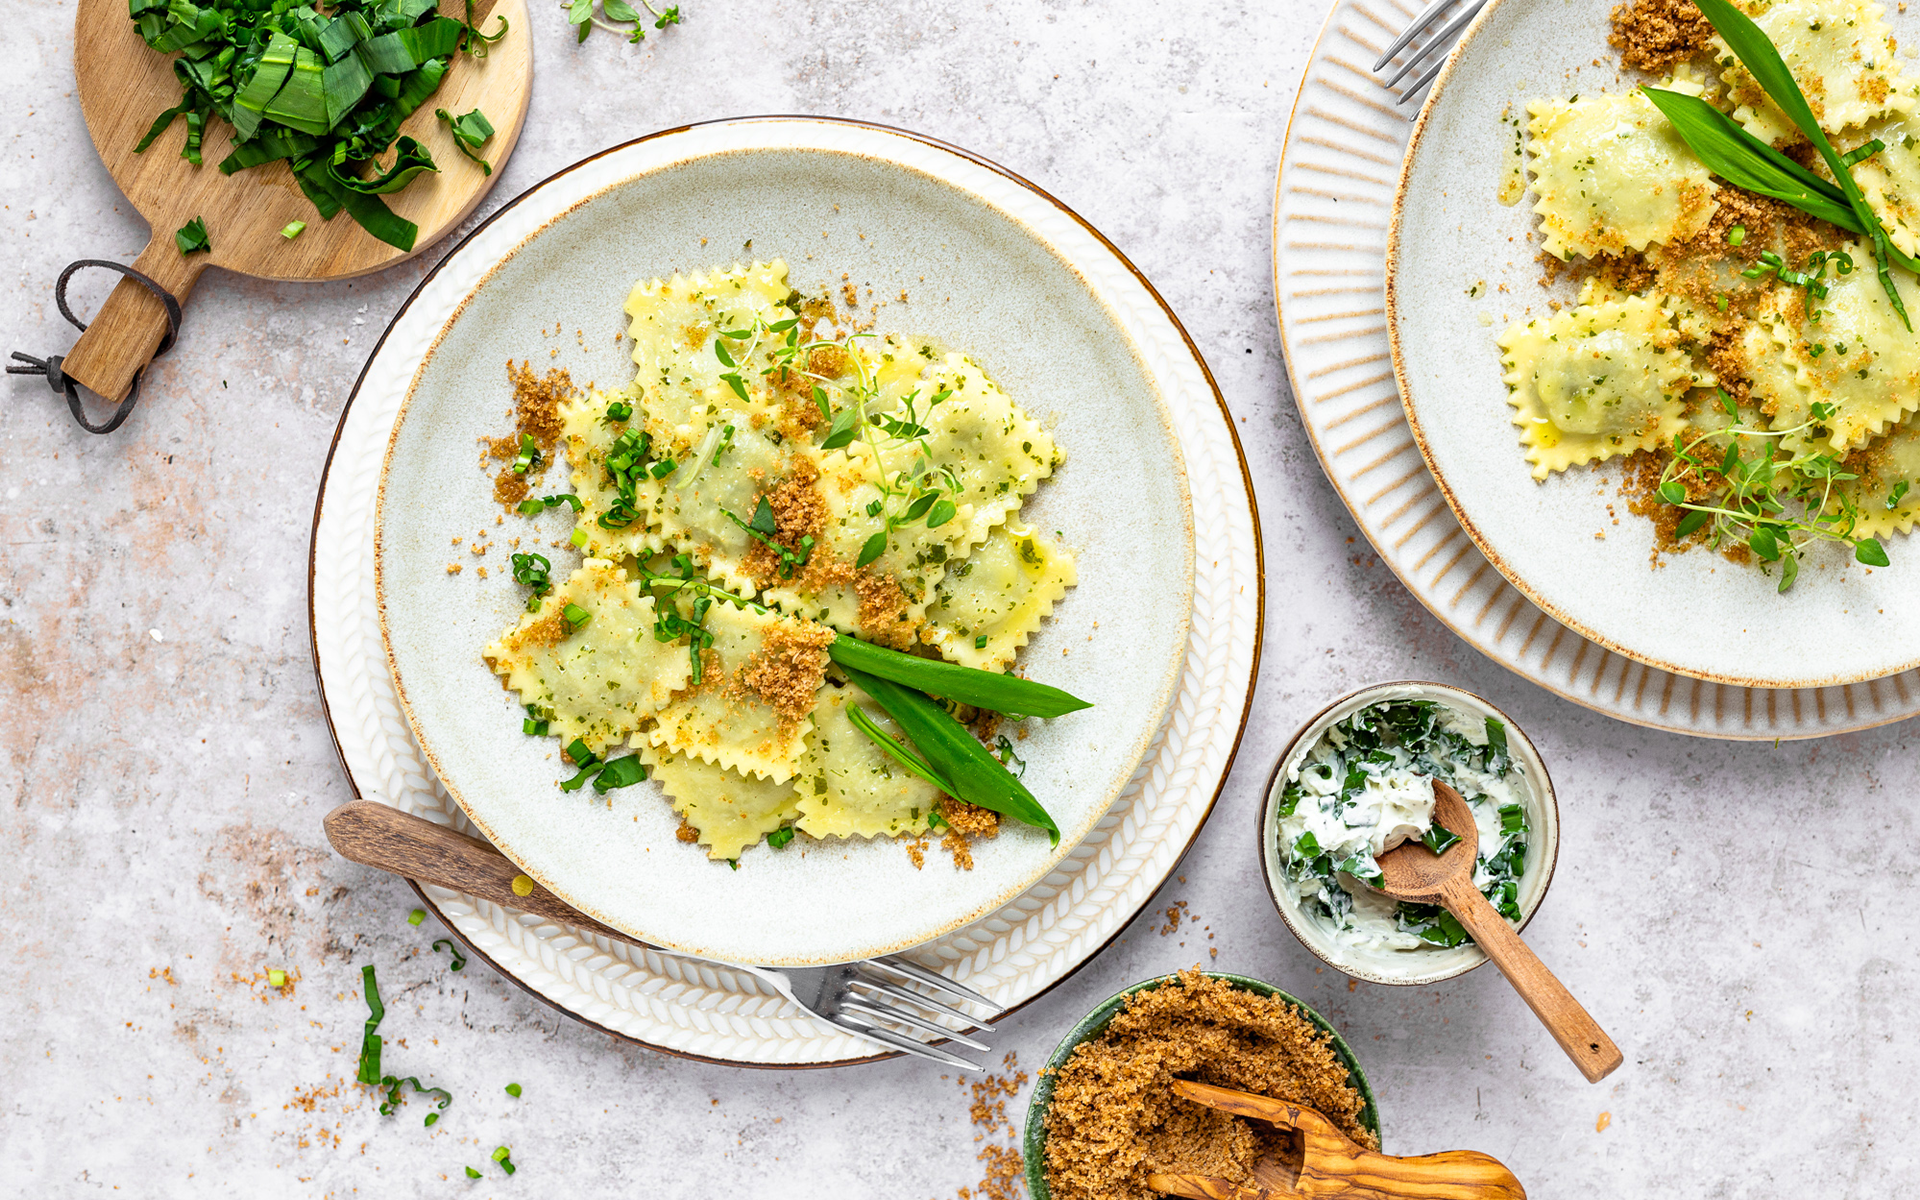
[1655,389,1887,592]
[563,0,682,44]
[715,314,963,569]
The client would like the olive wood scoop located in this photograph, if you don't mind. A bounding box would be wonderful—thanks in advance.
[1372,782,1622,1083]
[1145,1080,1525,1200]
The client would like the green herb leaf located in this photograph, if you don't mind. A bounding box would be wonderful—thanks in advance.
[855,529,889,569]
[1658,480,1687,505]
[1856,538,1891,567]
[1420,825,1461,856]
[506,1082,523,1097]
[839,666,1061,844]
[847,701,954,792]
[466,1167,482,1179]
[1676,508,1712,539]
[590,754,648,794]
[827,634,1091,717]
[174,216,211,255]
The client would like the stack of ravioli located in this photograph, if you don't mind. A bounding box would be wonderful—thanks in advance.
[483,261,1077,861]
[1499,0,1920,542]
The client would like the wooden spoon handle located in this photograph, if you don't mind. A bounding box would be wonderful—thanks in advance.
[1144,1172,1269,1200]
[323,800,641,946]
[1439,876,1622,1083]
[62,236,207,403]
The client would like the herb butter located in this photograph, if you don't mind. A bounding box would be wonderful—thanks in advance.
[1277,699,1531,952]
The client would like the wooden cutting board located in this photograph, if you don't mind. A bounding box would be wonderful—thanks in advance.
[63,0,532,403]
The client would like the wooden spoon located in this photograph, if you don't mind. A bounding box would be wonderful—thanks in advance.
[323,799,641,947]
[61,0,531,404]
[1372,782,1622,1083]
[1145,1080,1525,1200]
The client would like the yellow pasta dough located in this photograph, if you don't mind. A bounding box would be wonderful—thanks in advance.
[642,746,802,861]
[1526,90,1719,260]
[1499,296,1697,478]
[794,683,944,840]
[483,559,692,754]
[1712,0,1914,147]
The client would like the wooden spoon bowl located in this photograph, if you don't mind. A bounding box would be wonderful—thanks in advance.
[62,0,531,404]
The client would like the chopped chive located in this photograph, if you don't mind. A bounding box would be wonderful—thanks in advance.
[605,400,633,422]
[1727,224,1746,246]
[590,754,648,794]
[281,220,307,239]
[466,1167,482,1179]
[267,968,288,987]
[569,527,589,549]
[727,859,740,871]
[356,964,385,1085]
[512,434,540,475]
[492,1147,514,1175]
[431,939,467,972]
[562,602,591,631]
[767,827,795,849]
[973,634,988,649]
[505,1082,523,1098]
[408,908,426,926]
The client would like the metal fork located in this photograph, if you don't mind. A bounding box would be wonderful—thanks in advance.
[323,800,1001,1070]
[735,956,1000,1071]
[1373,0,1491,104]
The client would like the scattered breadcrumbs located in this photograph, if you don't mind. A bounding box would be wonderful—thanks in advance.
[940,798,999,870]
[1042,971,1375,1200]
[675,822,701,844]
[954,1052,1028,1200]
[1159,901,1188,936]
[484,361,576,509]
[733,620,834,728]
[906,837,929,869]
[743,460,830,588]
[1607,0,1715,72]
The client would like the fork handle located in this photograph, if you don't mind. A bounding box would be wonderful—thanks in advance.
[1438,874,1622,1083]
[323,800,641,946]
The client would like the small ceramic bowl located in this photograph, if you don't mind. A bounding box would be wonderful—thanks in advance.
[1021,972,1381,1199]
[1258,681,1561,987]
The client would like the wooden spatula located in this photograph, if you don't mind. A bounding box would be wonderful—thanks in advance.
[1372,782,1622,1083]
[60,0,531,405]
[1145,1080,1525,1200]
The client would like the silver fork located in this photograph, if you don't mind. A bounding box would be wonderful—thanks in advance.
[735,956,1001,1070]
[324,800,1001,1070]
[1373,0,1491,104]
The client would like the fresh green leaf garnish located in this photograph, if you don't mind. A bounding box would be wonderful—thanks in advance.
[432,938,467,972]
[1420,824,1461,856]
[174,216,211,255]
[436,107,494,175]
[506,1082,523,1097]
[767,826,795,849]
[827,634,1090,718]
[839,666,1060,844]
[466,1167,483,1179]
[590,754,648,794]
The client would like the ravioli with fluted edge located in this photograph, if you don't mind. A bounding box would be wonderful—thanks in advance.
[478,260,1082,863]
[1494,0,1920,588]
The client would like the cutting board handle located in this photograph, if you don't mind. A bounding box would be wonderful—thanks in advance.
[60,236,207,403]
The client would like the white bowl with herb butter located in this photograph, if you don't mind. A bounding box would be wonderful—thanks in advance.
[1259,683,1560,986]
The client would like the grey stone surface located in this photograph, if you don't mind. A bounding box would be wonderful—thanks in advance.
[4,1,1916,1195]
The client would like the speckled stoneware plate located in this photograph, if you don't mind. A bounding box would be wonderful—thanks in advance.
[1021,972,1382,1197]
[313,117,1263,1063]
[1257,681,1559,987]
[1275,0,1920,737]
[1386,0,1920,690]
[375,125,1194,969]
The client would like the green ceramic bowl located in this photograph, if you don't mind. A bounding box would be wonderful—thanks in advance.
[1021,972,1381,1199]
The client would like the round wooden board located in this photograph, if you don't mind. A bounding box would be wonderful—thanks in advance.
[64,0,531,401]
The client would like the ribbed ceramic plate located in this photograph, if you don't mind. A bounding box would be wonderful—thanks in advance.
[312,117,1263,1064]
[1274,0,1920,737]
[1389,0,1920,691]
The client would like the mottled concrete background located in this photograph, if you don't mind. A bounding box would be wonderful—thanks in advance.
[5,0,1917,1195]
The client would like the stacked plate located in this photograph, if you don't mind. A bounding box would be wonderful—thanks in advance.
[1275,0,1920,738]
[310,118,1262,1064]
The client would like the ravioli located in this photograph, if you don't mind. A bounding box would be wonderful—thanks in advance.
[483,559,692,754]
[922,524,1077,672]
[794,683,944,840]
[642,745,802,860]
[1712,0,1914,146]
[1526,89,1719,260]
[1499,296,1698,477]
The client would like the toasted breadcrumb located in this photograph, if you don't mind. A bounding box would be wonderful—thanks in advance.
[1608,0,1715,72]
[1042,971,1375,1200]
[733,620,834,727]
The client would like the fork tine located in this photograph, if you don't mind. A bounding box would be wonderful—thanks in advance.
[1372,0,1459,70]
[1385,0,1488,94]
[831,1013,986,1070]
[839,1000,993,1053]
[850,975,997,1032]
[868,955,999,1011]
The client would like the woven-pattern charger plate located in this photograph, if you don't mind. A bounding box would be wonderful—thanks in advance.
[311,117,1263,1064]
[1273,0,1920,737]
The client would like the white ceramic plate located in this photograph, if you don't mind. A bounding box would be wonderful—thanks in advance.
[374,123,1195,968]
[1275,0,1920,737]
[313,118,1264,1062]
[1387,0,1920,690]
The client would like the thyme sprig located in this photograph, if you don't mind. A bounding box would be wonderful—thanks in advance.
[1655,393,1887,591]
